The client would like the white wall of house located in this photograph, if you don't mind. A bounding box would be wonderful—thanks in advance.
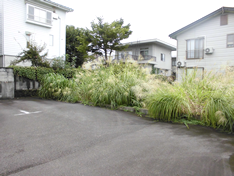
[120,43,173,76]
[176,13,234,81]
[0,0,3,57]
[152,44,172,72]
[0,0,68,67]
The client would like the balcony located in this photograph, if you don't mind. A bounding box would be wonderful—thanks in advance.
[26,14,52,28]
[115,54,156,62]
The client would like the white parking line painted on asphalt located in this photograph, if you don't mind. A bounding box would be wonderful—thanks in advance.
[14,110,42,116]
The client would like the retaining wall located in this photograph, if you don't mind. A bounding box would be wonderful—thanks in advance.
[0,68,14,98]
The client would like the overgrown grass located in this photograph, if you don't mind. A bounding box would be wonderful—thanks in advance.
[39,73,79,102]
[39,61,162,108]
[146,68,234,132]
[38,59,234,132]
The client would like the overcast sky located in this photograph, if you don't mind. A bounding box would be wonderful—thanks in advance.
[55,0,233,47]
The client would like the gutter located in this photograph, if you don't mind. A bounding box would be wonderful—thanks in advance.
[39,0,74,12]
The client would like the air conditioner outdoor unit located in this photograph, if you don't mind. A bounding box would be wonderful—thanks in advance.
[205,47,214,54]
[176,61,186,68]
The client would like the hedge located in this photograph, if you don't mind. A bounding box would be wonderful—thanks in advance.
[9,66,79,82]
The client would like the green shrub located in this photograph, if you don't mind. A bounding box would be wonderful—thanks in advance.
[36,67,54,82]
[9,66,79,82]
[10,41,50,67]
[10,66,36,80]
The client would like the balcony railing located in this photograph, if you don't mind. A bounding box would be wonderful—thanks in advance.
[27,14,52,25]
[115,54,156,62]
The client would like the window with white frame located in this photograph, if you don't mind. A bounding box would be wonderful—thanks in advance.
[27,5,52,25]
[161,53,165,61]
[227,34,234,48]
[186,38,204,59]
[49,35,54,46]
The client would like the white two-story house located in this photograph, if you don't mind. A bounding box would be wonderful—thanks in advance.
[0,0,73,67]
[169,7,234,81]
[116,39,176,76]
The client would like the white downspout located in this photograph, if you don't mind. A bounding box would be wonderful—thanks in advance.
[58,16,61,57]
[2,0,5,67]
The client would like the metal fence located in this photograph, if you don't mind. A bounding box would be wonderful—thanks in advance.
[115,54,156,61]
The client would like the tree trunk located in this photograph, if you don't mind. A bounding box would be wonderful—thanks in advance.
[104,50,109,66]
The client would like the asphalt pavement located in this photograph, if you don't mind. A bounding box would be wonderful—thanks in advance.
[0,98,234,176]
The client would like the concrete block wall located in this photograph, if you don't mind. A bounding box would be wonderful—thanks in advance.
[0,68,14,98]
[15,76,40,90]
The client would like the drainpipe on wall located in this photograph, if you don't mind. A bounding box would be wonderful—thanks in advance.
[2,0,5,67]
[58,16,61,57]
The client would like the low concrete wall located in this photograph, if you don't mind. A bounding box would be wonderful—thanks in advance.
[15,76,40,90]
[0,68,14,99]
[0,67,41,99]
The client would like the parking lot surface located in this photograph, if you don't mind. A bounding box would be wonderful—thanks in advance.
[0,98,234,176]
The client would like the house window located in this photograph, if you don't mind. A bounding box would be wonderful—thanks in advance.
[220,14,228,26]
[140,48,148,56]
[27,5,52,25]
[172,58,176,66]
[186,67,204,80]
[227,34,234,48]
[161,53,165,61]
[186,38,204,59]
[49,35,54,46]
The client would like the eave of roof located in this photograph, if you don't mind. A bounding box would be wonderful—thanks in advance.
[39,0,74,12]
[169,7,234,39]
[125,38,176,51]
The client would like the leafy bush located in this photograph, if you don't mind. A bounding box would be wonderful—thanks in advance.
[10,66,37,80]
[36,67,54,82]
[51,56,66,69]
[9,66,79,82]
[11,41,50,67]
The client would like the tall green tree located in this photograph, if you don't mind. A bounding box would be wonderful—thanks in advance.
[77,17,132,61]
[66,25,86,67]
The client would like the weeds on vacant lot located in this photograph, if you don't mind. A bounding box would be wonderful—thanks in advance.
[38,57,234,132]
[39,60,162,108]
[39,73,79,102]
[146,67,234,132]
[75,61,160,108]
